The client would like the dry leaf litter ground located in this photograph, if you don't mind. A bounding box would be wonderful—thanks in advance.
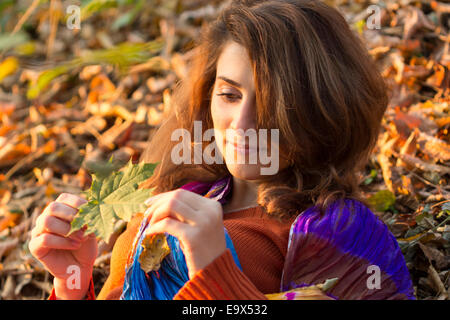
[0,0,449,300]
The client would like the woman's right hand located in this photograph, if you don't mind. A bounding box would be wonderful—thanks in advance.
[29,193,98,299]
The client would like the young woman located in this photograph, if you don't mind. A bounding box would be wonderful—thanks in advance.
[29,0,415,300]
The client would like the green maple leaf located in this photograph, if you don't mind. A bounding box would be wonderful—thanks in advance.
[69,158,158,241]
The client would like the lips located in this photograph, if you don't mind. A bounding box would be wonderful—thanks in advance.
[226,140,260,153]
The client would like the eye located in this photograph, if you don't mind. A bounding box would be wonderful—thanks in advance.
[216,93,241,103]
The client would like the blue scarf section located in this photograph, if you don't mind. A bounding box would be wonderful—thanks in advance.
[120,175,241,300]
[120,175,417,300]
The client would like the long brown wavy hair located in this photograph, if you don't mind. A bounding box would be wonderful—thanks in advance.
[139,0,388,221]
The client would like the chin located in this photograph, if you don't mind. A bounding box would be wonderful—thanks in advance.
[225,163,264,181]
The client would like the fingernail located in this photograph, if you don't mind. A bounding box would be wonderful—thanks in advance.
[145,205,154,214]
[145,195,159,205]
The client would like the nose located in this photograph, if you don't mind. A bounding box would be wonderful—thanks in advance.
[230,95,256,131]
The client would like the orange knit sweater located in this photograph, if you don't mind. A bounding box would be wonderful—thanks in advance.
[49,199,414,300]
[49,205,298,300]
[98,206,296,300]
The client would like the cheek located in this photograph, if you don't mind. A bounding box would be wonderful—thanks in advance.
[210,98,228,129]
[210,100,225,152]
[212,98,237,160]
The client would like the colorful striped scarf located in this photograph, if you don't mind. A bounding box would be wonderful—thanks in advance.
[120,175,238,300]
[121,174,415,300]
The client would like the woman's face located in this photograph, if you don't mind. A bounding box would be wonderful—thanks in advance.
[210,41,289,180]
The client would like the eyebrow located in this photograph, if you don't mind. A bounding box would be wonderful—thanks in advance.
[217,76,242,88]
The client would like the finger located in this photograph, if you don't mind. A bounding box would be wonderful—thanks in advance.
[145,191,198,221]
[77,225,97,241]
[55,193,87,210]
[167,189,206,211]
[149,189,203,212]
[32,215,70,238]
[145,217,189,242]
[29,233,81,259]
[147,197,198,226]
[70,229,90,241]
[32,215,86,241]
[42,201,79,222]
[144,193,165,206]
[143,192,169,218]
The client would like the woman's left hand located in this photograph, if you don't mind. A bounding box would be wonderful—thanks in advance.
[143,189,227,279]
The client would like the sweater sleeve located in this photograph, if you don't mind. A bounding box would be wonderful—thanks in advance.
[280,199,416,300]
[173,248,268,300]
[48,277,96,300]
[173,248,335,300]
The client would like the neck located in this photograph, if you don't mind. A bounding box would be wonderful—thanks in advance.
[223,176,260,213]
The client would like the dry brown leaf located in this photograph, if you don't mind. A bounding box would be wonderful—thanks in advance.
[0,211,22,232]
[98,119,134,150]
[403,7,435,40]
[396,130,417,169]
[399,174,416,196]
[0,238,19,260]
[1,275,16,300]
[87,102,134,121]
[393,109,439,141]
[80,65,102,81]
[147,107,164,127]
[431,1,450,14]
[377,153,397,193]
[418,242,450,270]
[396,152,450,174]
[146,73,176,94]
[426,62,450,89]
[427,264,448,299]
[139,233,170,273]
[417,131,450,161]
[435,117,450,128]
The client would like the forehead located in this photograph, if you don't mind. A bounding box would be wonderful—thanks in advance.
[216,41,254,88]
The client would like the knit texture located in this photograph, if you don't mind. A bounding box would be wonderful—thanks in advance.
[49,205,298,300]
[48,200,415,300]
